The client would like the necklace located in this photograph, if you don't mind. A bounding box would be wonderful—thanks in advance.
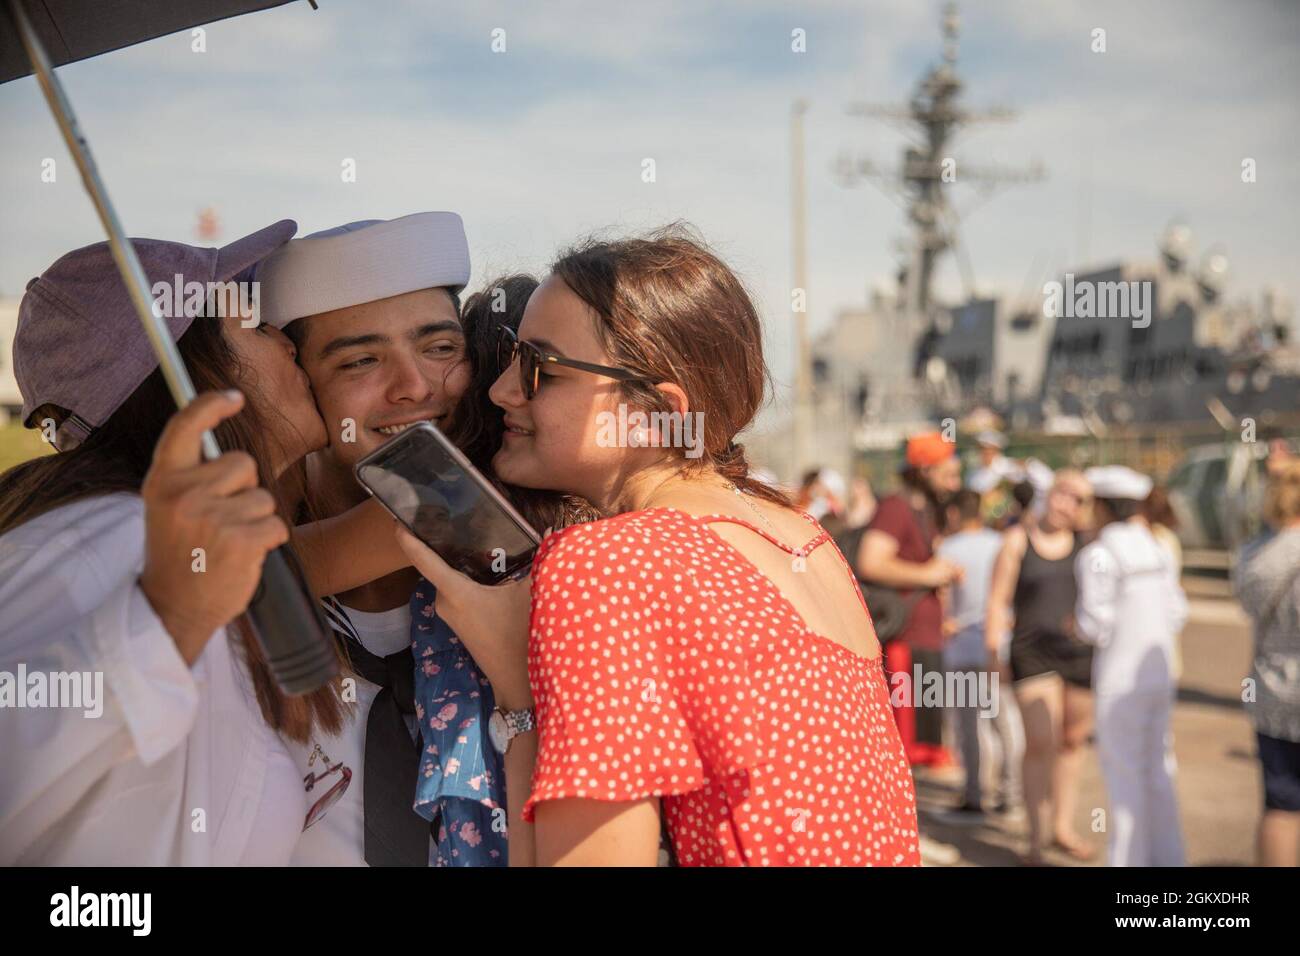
[642,474,786,543]
[730,483,783,539]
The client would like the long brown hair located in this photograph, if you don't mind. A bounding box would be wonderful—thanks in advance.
[1141,483,1179,531]
[899,465,947,531]
[0,316,348,743]
[445,275,537,476]
[550,224,790,507]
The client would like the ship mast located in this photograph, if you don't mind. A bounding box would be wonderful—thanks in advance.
[839,4,1044,352]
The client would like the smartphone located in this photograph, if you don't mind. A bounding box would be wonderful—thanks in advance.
[354,421,541,585]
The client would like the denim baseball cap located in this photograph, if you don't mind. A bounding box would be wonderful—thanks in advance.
[14,219,297,449]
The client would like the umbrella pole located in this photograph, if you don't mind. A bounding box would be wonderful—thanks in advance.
[8,0,220,460]
[8,0,339,694]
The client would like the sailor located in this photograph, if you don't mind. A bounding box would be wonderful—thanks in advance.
[1075,465,1189,866]
[967,430,1022,494]
[257,213,509,867]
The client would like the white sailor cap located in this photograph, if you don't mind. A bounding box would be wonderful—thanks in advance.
[1084,465,1153,501]
[816,467,847,499]
[255,212,471,328]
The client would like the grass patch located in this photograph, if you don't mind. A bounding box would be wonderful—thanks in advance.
[0,422,54,475]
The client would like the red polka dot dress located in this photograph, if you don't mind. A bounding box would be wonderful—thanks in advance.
[520,507,921,866]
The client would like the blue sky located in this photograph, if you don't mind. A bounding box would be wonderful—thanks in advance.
[2,0,1297,429]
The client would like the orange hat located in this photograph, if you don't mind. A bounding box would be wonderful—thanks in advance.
[905,431,955,468]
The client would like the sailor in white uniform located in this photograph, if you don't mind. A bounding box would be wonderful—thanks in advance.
[1075,466,1189,866]
[967,431,1021,494]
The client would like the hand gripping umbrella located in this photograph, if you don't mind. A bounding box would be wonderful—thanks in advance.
[2,0,337,694]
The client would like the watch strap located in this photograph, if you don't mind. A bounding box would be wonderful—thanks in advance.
[502,707,535,738]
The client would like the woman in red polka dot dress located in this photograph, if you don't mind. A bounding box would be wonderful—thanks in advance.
[398,229,921,866]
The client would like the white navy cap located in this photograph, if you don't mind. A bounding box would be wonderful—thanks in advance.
[976,430,1007,449]
[255,212,470,328]
[1084,465,1153,501]
[817,467,847,499]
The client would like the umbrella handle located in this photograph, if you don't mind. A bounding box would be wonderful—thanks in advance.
[245,548,340,694]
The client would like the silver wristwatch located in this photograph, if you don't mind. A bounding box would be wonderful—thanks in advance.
[488,706,535,755]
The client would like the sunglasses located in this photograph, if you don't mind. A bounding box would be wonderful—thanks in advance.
[495,325,651,400]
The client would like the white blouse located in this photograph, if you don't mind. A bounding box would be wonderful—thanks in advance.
[0,493,309,865]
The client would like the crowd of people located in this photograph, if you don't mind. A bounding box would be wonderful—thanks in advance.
[818,431,1300,867]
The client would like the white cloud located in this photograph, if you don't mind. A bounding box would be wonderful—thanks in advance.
[1,0,1295,433]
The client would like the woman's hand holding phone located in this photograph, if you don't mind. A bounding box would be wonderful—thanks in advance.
[395,524,534,710]
[353,422,540,585]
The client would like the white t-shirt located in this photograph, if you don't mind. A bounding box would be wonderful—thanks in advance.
[937,528,1003,667]
[286,603,420,867]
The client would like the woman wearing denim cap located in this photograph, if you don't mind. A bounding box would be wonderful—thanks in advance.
[0,221,357,864]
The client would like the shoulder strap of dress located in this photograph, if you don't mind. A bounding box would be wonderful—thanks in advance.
[696,511,831,558]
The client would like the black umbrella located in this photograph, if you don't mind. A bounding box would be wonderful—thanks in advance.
[2,0,336,694]
[1,1,305,82]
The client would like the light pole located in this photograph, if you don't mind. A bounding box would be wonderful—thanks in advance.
[792,98,813,478]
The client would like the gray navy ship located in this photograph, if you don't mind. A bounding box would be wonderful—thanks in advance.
[805,5,1298,452]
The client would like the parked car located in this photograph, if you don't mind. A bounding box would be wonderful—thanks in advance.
[1166,440,1271,565]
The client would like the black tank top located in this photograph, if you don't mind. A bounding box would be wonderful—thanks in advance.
[1012,530,1081,641]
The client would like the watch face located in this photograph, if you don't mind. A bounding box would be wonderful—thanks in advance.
[488,710,508,754]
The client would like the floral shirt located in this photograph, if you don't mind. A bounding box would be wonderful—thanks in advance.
[410,577,509,866]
